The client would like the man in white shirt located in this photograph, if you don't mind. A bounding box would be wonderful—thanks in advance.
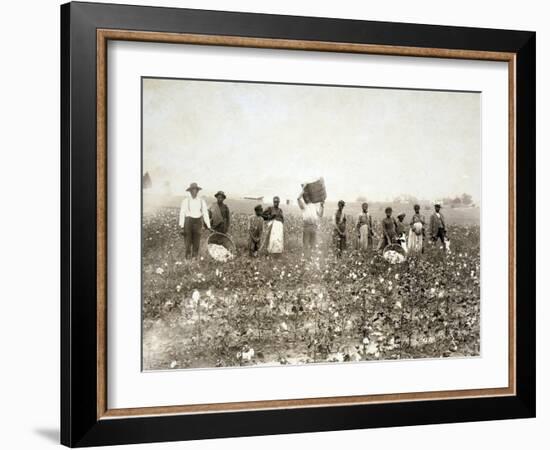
[297,188,324,259]
[178,182,211,258]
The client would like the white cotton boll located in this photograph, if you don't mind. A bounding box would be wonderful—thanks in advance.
[384,250,405,264]
[242,348,255,361]
[192,290,200,302]
[155,267,164,275]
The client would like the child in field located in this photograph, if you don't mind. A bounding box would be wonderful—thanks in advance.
[396,213,407,253]
[408,204,426,254]
[356,202,374,251]
[248,205,264,256]
[332,200,347,258]
[377,207,398,251]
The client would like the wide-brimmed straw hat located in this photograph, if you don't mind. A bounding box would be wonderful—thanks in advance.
[186,182,202,192]
[214,190,226,199]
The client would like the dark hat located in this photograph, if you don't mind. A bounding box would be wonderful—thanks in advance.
[214,190,226,199]
[254,204,263,212]
[186,182,202,192]
[397,213,406,219]
[413,204,420,209]
[434,203,442,208]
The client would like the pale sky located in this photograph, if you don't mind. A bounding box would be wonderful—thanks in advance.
[143,78,480,203]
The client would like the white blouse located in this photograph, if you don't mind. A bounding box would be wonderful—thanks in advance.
[178,196,211,228]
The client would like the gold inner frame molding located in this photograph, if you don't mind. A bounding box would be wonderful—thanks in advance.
[96,28,517,420]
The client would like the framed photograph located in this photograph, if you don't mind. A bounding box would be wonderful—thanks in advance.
[61,2,536,447]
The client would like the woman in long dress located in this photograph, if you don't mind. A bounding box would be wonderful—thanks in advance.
[356,202,373,251]
[262,196,284,255]
[408,204,426,254]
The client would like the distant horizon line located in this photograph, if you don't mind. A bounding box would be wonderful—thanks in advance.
[143,190,479,205]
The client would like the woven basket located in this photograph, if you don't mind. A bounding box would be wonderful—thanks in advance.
[383,244,407,263]
[206,231,237,261]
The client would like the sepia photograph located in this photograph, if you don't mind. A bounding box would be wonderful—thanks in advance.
[141,77,481,371]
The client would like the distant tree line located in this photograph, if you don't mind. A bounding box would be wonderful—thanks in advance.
[441,193,474,207]
[355,193,475,208]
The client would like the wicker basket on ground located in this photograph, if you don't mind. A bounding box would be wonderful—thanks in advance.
[206,231,237,262]
[383,243,407,264]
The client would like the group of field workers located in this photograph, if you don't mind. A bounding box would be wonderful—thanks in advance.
[178,181,449,261]
[294,191,449,260]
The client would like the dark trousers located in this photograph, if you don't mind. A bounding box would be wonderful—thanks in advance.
[433,228,446,245]
[302,224,317,258]
[249,238,260,256]
[183,217,203,258]
[333,232,347,258]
